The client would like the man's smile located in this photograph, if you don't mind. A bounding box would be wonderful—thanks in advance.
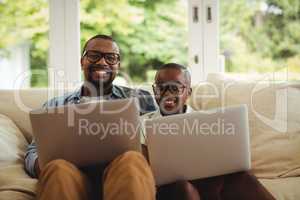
[89,65,113,81]
[92,68,111,78]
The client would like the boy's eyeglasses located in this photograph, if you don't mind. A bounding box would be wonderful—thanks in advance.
[152,83,186,95]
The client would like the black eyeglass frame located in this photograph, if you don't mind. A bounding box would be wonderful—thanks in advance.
[83,50,120,65]
[152,82,187,95]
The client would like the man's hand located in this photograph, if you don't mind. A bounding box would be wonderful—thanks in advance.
[34,158,41,178]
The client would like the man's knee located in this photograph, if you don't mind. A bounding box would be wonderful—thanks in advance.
[113,151,146,169]
[119,151,145,162]
[41,159,79,177]
[37,159,90,200]
[105,151,152,180]
[104,151,156,200]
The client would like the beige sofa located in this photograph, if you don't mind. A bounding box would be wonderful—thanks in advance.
[0,73,299,200]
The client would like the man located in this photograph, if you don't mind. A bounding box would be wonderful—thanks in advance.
[25,35,157,200]
[143,63,275,200]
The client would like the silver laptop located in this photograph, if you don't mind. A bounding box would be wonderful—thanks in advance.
[30,98,142,169]
[145,104,251,186]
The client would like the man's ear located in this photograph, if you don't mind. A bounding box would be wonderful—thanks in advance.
[115,63,120,74]
[80,57,84,70]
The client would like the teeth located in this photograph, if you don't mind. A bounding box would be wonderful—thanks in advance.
[93,70,108,75]
[165,100,175,104]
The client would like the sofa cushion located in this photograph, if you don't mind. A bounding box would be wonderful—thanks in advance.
[189,73,300,179]
[0,191,35,200]
[0,89,71,142]
[0,114,37,199]
[259,177,300,200]
[0,164,37,199]
[0,114,28,165]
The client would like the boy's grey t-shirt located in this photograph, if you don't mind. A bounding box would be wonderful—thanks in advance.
[140,105,194,144]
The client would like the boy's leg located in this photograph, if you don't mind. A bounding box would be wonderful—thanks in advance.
[221,171,275,200]
[191,171,275,200]
[191,175,225,200]
[157,181,201,200]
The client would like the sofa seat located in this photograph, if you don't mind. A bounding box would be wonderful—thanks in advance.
[260,177,300,200]
[0,164,37,200]
[0,75,300,199]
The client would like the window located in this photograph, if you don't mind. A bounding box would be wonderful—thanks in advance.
[1,0,190,89]
[220,0,300,81]
[4,0,296,89]
[0,0,49,88]
[80,0,188,86]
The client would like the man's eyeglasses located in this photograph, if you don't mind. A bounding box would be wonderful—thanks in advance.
[152,83,187,95]
[83,50,120,65]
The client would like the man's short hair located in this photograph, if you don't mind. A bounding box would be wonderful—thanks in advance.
[157,63,191,86]
[81,34,116,56]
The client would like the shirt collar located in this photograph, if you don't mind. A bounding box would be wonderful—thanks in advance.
[111,85,125,98]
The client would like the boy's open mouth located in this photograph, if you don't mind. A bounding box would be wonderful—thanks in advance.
[163,97,178,109]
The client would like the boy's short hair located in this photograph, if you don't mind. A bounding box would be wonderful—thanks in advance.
[157,63,191,86]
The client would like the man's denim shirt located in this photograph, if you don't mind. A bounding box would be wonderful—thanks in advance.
[24,84,157,178]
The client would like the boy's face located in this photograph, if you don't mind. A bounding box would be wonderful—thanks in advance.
[153,68,192,116]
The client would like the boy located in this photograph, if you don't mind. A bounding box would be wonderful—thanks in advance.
[142,63,275,200]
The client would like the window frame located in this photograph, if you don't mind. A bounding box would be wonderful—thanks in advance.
[188,0,222,85]
[49,0,81,88]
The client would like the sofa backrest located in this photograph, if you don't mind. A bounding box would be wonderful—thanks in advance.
[0,89,71,142]
[1,74,299,179]
[189,73,300,179]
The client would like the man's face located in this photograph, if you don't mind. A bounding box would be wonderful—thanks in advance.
[81,38,120,88]
[153,68,192,116]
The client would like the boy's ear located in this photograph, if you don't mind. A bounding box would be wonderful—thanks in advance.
[188,87,192,96]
